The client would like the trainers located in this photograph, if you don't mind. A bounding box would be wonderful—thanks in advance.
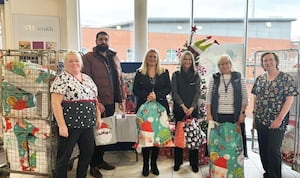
[90,167,102,178]
[98,161,115,170]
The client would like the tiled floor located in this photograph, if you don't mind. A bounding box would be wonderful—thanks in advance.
[7,147,300,178]
[6,118,300,178]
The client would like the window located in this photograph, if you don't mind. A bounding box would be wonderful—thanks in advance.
[81,47,87,54]
[126,48,134,62]
[165,49,177,63]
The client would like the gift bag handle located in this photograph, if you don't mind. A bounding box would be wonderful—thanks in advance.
[184,115,193,120]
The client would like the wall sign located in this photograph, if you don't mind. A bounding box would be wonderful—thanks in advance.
[13,14,60,49]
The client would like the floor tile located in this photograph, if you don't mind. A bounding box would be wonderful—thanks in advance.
[5,119,300,178]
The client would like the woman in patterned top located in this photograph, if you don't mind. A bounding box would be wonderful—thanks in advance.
[51,50,102,178]
[251,52,298,178]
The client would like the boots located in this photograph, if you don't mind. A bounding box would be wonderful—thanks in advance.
[142,147,160,176]
[142,148,150,177]
[150,147,160,176]
[173,147,183,171]
[189,149,199,173]
[142,163,149,177]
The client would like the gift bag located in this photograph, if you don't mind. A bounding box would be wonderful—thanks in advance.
[94,116,117,146]
[174,116,205,150]
[136,101,174,148]
[207,120,218,145]
[184,117,205,150]
[174,121,185,148]
[208,122,244,178]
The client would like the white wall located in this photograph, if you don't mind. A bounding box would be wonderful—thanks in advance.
[2,0,79,50]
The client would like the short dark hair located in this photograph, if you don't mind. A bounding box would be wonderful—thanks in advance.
[96,31,109,40]
[260,52,279,71]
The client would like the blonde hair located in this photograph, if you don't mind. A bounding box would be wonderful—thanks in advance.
[139,49,165,75]
[64,50,83,70]
[217,54,233,69]
[179,50,197,73]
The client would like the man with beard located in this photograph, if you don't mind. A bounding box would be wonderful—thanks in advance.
[82,31,125,178]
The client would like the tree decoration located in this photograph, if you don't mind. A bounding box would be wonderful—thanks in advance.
[177,25,219,63]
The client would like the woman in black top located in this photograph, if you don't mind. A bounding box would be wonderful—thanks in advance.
[171,51,200,172]
[133,49,171,177]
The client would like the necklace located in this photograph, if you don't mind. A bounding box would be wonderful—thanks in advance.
[221,74,231,93]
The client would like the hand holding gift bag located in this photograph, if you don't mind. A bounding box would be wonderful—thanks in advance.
[136,101,174,148]
[174,115,206,150]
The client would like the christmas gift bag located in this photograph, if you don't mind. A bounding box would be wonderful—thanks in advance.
[183,117,205,150]
[174,116,205,150]
[208,122,244,178]
[94,116,117,146]
[136,101,174,148]
[174,121,185,148]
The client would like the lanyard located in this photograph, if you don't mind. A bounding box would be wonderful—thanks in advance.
[221,74,231,93]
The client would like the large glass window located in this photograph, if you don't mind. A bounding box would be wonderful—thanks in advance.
[79,0,134,61]
[79,0,299,62]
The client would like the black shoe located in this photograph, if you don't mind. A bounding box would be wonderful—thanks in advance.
[151,165,159,176]
[263,173,269,178]
[191,166,199,173]
[97,161,115,170]
[173,164,181,171]
[142,165,149,177]
[90,167,102,178]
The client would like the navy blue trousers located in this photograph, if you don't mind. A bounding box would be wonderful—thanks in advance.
[256,122,285,178]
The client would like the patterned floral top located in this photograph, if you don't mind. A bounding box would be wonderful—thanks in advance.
[251,72,298,130]
[50,71,98,128]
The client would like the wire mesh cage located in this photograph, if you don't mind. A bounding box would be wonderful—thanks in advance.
[0,49,66,177]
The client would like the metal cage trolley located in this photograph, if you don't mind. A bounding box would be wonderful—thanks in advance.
[0,49,63,177]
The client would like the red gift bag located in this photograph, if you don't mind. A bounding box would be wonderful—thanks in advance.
[174,121,185,148]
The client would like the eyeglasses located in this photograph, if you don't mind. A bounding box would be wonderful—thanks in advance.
[218,62,229,67]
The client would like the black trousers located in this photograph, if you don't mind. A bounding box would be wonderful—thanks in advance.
[240,122,248,157]
[174,147,198,167]
[55,128,94,178]
[256,122,285,178]
[90,104,115,168]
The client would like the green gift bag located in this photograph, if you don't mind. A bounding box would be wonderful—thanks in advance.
[136,101,174,148]
[208,122,244,178]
